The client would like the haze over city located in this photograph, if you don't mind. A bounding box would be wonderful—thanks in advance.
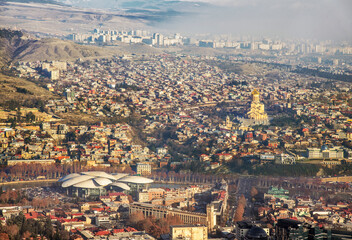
[158,0,351,40]
[51,0,352,40]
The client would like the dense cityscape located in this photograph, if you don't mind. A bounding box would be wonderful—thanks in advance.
[1,0,352,240]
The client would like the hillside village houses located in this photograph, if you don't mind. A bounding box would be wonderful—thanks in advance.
[1,40,352,239]
[3,54,352,172]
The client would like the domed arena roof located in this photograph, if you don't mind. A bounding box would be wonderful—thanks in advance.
[58,171,153,189]
[118,175,154,184]
[246,226,268,239]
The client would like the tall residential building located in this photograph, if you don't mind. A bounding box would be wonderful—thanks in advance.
[136,162,152,175]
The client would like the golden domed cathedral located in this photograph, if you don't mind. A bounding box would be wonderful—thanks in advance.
[247,89,268,124]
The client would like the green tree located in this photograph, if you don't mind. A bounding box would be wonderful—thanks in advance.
[16,108,22,123]
[5,100,19,111]
[25,112,36,122]
[78,132,94,144]
[65,131,76,142]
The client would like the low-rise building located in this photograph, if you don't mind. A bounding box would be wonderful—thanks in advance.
[170,225,207,240]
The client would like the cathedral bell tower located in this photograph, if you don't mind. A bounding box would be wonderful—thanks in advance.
[252,89,260,103]
[247,89,268,124]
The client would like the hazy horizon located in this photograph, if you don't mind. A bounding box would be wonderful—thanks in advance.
[52,0,352,41]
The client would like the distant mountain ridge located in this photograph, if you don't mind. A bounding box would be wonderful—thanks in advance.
[55,0,209,11]
[1,0,65,6]
[2,0,209,23]
[54,0,209,23]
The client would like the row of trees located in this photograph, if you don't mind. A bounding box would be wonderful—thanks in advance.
[226,158,325,177]
[1,161,234,183]
[128,212,183,238]
[4,160,348,183]
[233,194,246,222]
[0,162,135,181]
[250,163,321,177]
[150,170,234,184]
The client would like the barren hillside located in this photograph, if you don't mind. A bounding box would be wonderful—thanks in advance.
[0,29,162,64]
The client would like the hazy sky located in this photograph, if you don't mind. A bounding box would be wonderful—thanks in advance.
[58,0,352,40]
[156,0,352,40]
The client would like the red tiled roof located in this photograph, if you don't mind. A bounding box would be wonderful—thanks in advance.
[92,208,104,212]
[95,230,110,236]
[125,227,137,232]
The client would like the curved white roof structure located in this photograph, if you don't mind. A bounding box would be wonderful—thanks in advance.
[58,173,81,182]
[59,171,153,189]
[118,175,154,184]
[110,182,131,190]
[111,173,129,180]
[73,179,101,188]
[93,177,113,186]
[62,175,95,188]
[81,171,116,180]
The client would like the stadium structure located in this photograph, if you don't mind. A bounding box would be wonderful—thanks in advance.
[58,171,153,198]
